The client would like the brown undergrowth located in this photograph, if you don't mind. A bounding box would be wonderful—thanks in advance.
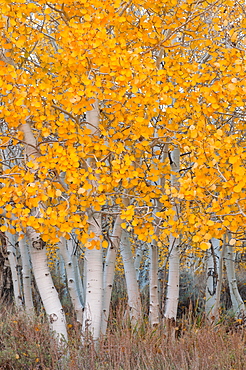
[0,304,245,370]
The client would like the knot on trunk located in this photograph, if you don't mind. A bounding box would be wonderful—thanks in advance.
[49,313,58,323]
[32,238,46,250]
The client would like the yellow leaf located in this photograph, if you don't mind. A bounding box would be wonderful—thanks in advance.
[98,184,104,192]
[84,14,91,21]
[200,242,211,250]
[233,184,242,193]
[204,233,212,240]
[102,240,108,248]
[229,156,237,164]
[193,235,200,242]
[78,187,86,194]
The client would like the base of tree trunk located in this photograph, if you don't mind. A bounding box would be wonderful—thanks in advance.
[163,317,177,341]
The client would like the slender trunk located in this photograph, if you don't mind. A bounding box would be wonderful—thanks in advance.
[164,147,180,324]
[120,229,142,326]
[101,215,122,336]
[6,232,22,308]
[205,238,220,321]
[164,235,179,319]
[225,236,246,317]
[82,211,103,340]
[0,149,22,308]
[27,227,68,342]
[19,237,34,312]
[149,242,159,327]
[67,239,84,307]
[134,244,143,282]
[210,237,225,322]
[21,121,67,341]
[57,250,67,297]
[82,100,104,341]
[60,238,83,325]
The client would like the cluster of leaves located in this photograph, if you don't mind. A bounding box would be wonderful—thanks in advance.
[0,0,245,255]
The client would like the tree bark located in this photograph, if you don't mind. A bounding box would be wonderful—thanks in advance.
[210,237,225,322]
[18,237,34,312]
[101,215,122,336]
[164,147,180,333]
[225,236,246,317]
[60,238,83,325]
[6,232,22,308]
[82,211,103,340]
[205,238,220,321]
[120,229,142,326]
[149,242,159,327]
[28,227,68,342]
[82,100,104,341]
[21,121,68,342]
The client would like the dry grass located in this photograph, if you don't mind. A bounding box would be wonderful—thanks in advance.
[0,306,245,370]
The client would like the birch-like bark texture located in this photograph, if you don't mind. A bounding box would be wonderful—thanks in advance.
[82,211,103,340]
[210,237,226,322]
[82,100,103,340]
[67,239,84,307]
[21,121,68,342]
[225,236,246,317]
[72,252,84,308]
[6,232,22,307]
[205,238,220,320]
[0,149,22,308]
[164,147,180,322]
[60,238,83,325]
[149,242,159,327]
[120,229,142,326]
[101,215,122,336]
[149,139,169,326]
[134,245,143,281]
[28,227,68,342]
[18,237,34,312]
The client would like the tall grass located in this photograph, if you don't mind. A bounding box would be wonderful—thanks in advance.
[0,305,245,370]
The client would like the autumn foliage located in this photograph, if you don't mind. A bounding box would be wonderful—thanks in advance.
[0,0,245,249]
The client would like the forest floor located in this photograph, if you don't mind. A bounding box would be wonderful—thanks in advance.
[0,305,245,370]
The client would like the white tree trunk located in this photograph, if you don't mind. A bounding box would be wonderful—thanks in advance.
[67,239,84,307]
[6,232,22,308]
[82,99,104,341]
[81,100,103,339]
[225,237,246,317]
[164,235,179,320]
[82,211,103,340]
[205,238,220,320]
[27,227,68,342]
[18,237,34,312]
[60,238,83,325]
[164,147,180,323]
[210,237,225,321]
[134,244,143,282]
[0,149,22,308]
[149,139,169,326]
[149,242,159,327]
[101,215,122,336]
[20,121,67,342]
[120,229,142,326]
